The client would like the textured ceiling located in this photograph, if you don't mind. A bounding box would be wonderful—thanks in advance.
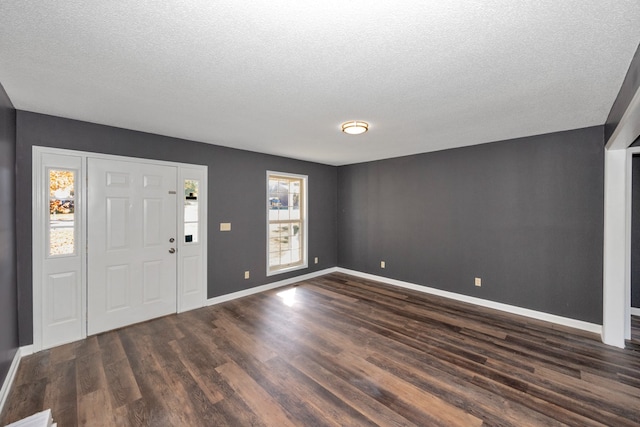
[0,1,639,165]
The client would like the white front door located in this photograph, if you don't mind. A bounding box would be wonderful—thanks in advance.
[87,158,178,335]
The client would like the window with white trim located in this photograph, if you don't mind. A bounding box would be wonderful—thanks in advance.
[267,172,307,275]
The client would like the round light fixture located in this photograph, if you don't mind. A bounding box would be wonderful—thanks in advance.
[341,120,369,135]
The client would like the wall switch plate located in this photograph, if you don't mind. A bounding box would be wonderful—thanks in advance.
[381,261,386,268]
[220,222,231,231]
[475,277,482,287]
[244,271,250,279]
[314,257,319,264]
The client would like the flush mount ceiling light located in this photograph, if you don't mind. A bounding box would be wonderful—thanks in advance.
[341,120,369,135]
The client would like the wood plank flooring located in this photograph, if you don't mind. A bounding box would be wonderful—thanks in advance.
[631,315,640,344]
[2,273,640,426]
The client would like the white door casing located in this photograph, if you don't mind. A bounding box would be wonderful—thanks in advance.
[87,158,177,335]
[603,85,640,348]
[33,146,208,351]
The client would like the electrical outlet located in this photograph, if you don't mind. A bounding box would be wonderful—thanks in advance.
[475,277,482,287]
[244,271,250,279]
[381,261,386,269]
[314,257,319,264]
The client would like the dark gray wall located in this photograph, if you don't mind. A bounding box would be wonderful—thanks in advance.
[0,82,19,384]
[632,154,640,309]
[338,127,604,324]
[16,111,337,345]
[606,43,640,143]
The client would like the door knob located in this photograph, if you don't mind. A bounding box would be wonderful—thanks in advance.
[169,248,176,254]
[169,238,175,243]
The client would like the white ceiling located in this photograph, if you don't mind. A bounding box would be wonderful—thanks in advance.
[0,1,639,166]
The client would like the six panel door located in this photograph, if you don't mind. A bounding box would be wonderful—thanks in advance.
[87,158,178,335]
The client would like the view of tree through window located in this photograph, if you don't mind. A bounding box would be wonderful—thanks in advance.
[267,173,306,273]
[49,169,75,256]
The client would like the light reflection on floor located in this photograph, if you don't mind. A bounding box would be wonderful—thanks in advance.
[276,287,297,307]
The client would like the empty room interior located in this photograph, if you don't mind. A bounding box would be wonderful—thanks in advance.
[1,2,640,426]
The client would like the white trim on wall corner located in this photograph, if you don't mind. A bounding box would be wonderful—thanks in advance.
[602,81,640,347]
[0,345,33,416]
[18,345,33,357]
[631,307,640,317]
[337,268,603,335]
[206,268,338,306]
[0,350,20,415]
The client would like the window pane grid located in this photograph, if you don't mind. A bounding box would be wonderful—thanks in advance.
[267,173,306,273]
[269,220,302,268]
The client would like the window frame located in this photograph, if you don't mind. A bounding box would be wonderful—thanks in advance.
[266,171,308,276]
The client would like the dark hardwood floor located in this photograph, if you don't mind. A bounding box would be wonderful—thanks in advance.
[631,315,640,345]
[2,273,640,426]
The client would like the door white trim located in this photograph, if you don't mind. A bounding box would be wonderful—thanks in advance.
[626,147,640,334]
[603,148,628,348]
[603,81,640,348]
[32,146,208,351]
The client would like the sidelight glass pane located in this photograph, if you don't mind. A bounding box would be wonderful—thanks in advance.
[184,223,198,243]
[49,169,76,256]
[184,179,199,243]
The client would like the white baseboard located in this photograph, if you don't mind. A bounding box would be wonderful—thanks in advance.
[0,345,32,416]
[336,268,603,335]
[19,345,33,358]
[204,267,603,335]
[206,267,339,306]
[631,307,640,316]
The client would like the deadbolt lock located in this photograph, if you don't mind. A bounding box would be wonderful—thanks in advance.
[169,237,175,243]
